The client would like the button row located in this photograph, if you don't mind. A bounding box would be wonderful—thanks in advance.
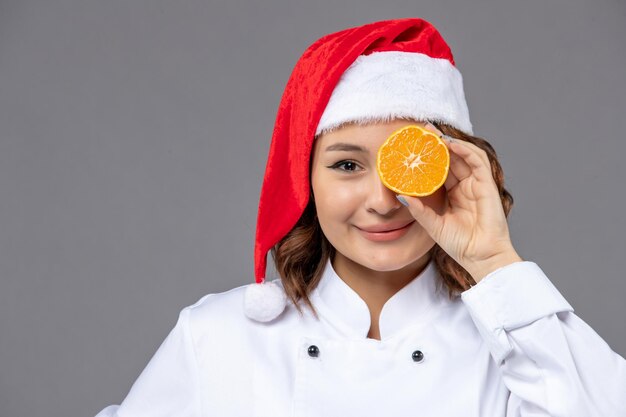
[307,345,425,363]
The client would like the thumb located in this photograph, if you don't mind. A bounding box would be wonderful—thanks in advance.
[396,194,441,239]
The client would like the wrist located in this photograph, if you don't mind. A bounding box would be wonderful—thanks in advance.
[467,250,524,284]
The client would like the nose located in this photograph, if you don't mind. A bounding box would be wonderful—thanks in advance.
[365,173,403,215]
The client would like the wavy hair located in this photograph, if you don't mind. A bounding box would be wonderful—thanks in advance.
[269,121,515,319]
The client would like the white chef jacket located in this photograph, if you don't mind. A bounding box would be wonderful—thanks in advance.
[95,259,626,416]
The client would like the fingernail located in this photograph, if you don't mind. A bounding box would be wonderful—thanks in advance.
[425,121,446,139]
[442,134,455,143]
[396,195,409,207]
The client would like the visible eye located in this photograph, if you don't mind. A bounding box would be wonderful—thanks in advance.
[328,160,363,173]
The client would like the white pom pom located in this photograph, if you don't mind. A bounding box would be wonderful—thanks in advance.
[243,280,287,322]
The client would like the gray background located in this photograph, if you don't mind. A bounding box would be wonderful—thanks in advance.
[1,0,624,416]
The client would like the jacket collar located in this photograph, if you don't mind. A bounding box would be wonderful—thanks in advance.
[310,257,446,340]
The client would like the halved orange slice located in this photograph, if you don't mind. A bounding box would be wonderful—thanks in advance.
[376,125,450,197]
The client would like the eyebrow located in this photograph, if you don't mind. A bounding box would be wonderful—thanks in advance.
[324,143,369,153]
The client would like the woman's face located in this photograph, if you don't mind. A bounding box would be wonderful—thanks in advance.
[310,119,447,273]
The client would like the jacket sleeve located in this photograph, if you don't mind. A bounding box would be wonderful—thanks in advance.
[461,261,626,417]
[94,305,203,417]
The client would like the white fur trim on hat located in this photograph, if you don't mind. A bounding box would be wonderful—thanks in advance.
[243,280,288,322]
[315,51,473,137]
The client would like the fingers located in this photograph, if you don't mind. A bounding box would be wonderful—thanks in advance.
[423,121,493,184]
[423,121,444,137]
[443,160,460,190]
[447,140,493,182]
[449,138,490,169]
[422,122,469,187]
[398,193,443,239]
[423,120,489,167]
[447,148,471,183]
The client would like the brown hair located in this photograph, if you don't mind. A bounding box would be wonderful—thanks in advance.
[269,121,515,319]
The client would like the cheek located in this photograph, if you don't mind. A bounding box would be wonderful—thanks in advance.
[312,174,361,220]
[315,183,359,216]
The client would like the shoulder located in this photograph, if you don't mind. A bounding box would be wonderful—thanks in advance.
[179,279,297,337]
[182,281,252,325]
[173,280,316,363]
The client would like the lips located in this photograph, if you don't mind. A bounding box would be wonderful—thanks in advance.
[358,220,415,233]
[357,220,416,242]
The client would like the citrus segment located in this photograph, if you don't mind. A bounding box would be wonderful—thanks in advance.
[376,125,450,197]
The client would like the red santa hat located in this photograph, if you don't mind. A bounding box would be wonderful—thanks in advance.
[243,17,473,322]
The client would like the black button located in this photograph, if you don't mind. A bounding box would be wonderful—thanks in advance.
[412,350,424,362]
[308,345,320,358]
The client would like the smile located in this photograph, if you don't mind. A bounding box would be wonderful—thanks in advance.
[357,220,416,242]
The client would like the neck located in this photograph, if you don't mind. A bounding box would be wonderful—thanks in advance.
[331,253,432,339]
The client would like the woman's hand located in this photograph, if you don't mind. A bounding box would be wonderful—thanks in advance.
[396,123,523,284]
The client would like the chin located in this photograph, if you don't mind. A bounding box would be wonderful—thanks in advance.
[362,242,435,270]
[349,251,420,272]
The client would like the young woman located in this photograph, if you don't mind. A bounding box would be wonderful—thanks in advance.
[95,17,626,417]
